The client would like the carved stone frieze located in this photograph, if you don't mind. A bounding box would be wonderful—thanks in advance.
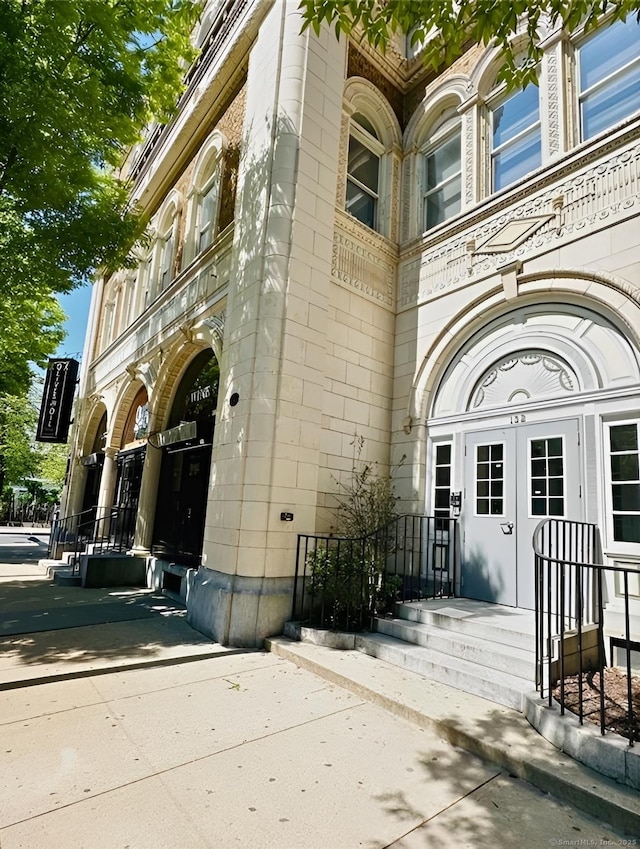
[331,217,396,308]
[347,44,404,128]
[464,110,474,204]
[400,139,640,309]
[546,49,560,156]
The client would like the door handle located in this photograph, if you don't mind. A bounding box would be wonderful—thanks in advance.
[500,522,514,535]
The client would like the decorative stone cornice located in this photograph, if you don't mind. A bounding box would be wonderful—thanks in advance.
[400,135,640,309]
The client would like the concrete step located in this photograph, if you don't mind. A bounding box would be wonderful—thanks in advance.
[355,631,530,710]
[396,599,535,652]
[53,568,82,586]
[375,616,536,681]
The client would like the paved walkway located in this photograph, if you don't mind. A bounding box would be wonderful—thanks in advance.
[0,558,636,848]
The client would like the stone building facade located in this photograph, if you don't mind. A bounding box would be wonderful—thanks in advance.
[63,0,640,646]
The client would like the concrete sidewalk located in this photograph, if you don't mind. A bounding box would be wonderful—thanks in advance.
[0,563,637,846]
[0,566,239,688]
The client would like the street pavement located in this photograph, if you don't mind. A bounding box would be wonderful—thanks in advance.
[0,530,635,848]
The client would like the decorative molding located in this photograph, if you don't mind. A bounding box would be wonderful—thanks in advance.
[400,138,640,309]
[464,110,474,205]
[335,113,349,207]
[331,216,396,307]
[203,310,226,352]
[471,352,577,409]
[179,320,195,342]
[546,48,560,156]
[390,153,400,243]
[401,156,412,243]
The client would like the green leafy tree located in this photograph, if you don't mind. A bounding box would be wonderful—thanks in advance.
[37,443,70,490]
[299,0,640,86]
[0,393,39,494]
[0,0,200,393]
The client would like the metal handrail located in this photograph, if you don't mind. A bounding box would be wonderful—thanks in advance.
[48,507,98,558]
[292,514,458,632]
[533,517,637,746]
[49,505,136,571]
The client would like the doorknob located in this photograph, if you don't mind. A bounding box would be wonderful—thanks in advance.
[500,522,514,535]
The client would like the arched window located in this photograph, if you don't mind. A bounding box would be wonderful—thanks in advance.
[186,131,226,264]
[404,81,468,239]
[346,112,382,230]
[341,80,402,240]
[489,82,541,191]
[576,13,640,141]
[148,194,180,299]
[422,113,461,230]
[196,164,221,254]
[158,221,174,290]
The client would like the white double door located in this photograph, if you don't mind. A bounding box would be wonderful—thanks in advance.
[462,418,582,609]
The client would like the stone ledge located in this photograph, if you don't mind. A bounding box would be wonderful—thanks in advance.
[524,692,640,791]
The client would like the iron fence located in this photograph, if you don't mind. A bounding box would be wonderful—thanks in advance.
[49,505,136,572]
[534,517,639,746]
[292,514,458,632]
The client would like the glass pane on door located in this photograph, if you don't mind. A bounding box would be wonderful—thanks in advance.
[530,437,565,516]
[475,443,504,515]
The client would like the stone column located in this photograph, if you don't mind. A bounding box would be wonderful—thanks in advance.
[95,446,118,536]
[61,460,87,518]
[189,0,346,646]
[131,442,163,554]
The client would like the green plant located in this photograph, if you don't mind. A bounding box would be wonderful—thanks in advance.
[306,436,405,630]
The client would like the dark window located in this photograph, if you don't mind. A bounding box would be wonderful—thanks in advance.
[529,437,565,518]
[609,423,640,542]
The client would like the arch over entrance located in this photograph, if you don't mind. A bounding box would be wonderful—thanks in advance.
[113,387,149,544]
[79,408,107,519]
[152,349,220,566]
[425,299,640,609]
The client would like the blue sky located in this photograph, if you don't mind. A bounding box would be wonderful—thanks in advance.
[54,285,93,362]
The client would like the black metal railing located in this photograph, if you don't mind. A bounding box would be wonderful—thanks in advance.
[49,505,137,572]
[292,515,458,632]
[534,517,639,746]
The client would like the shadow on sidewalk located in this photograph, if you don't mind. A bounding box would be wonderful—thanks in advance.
[0,578,217,673]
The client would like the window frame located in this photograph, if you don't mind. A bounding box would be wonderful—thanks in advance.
[185,131,227,266]
[527,434,567,520]
[575,13,640,143]
[157,224,174,292]
[488,81,542,192]
[196,166,221,255]
[604,418,640,550]
[345,116,384,232]
[421,118,462,232]
[473,440,506,518]
[432,440,453,524]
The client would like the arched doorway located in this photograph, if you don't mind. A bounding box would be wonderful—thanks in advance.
[152,350,219,566]
[426,302,640,608]
[114,388,149,544]
[81,410,107,517]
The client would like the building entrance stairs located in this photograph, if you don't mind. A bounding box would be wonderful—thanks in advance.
[363,598,537,711]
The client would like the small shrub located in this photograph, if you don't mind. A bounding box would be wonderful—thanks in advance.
[306,436,404,631]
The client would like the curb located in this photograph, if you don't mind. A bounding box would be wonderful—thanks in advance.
[0,647,258,692]
[266,636,640,837]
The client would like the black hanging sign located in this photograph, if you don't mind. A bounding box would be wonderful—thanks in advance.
[36,358,79,443]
